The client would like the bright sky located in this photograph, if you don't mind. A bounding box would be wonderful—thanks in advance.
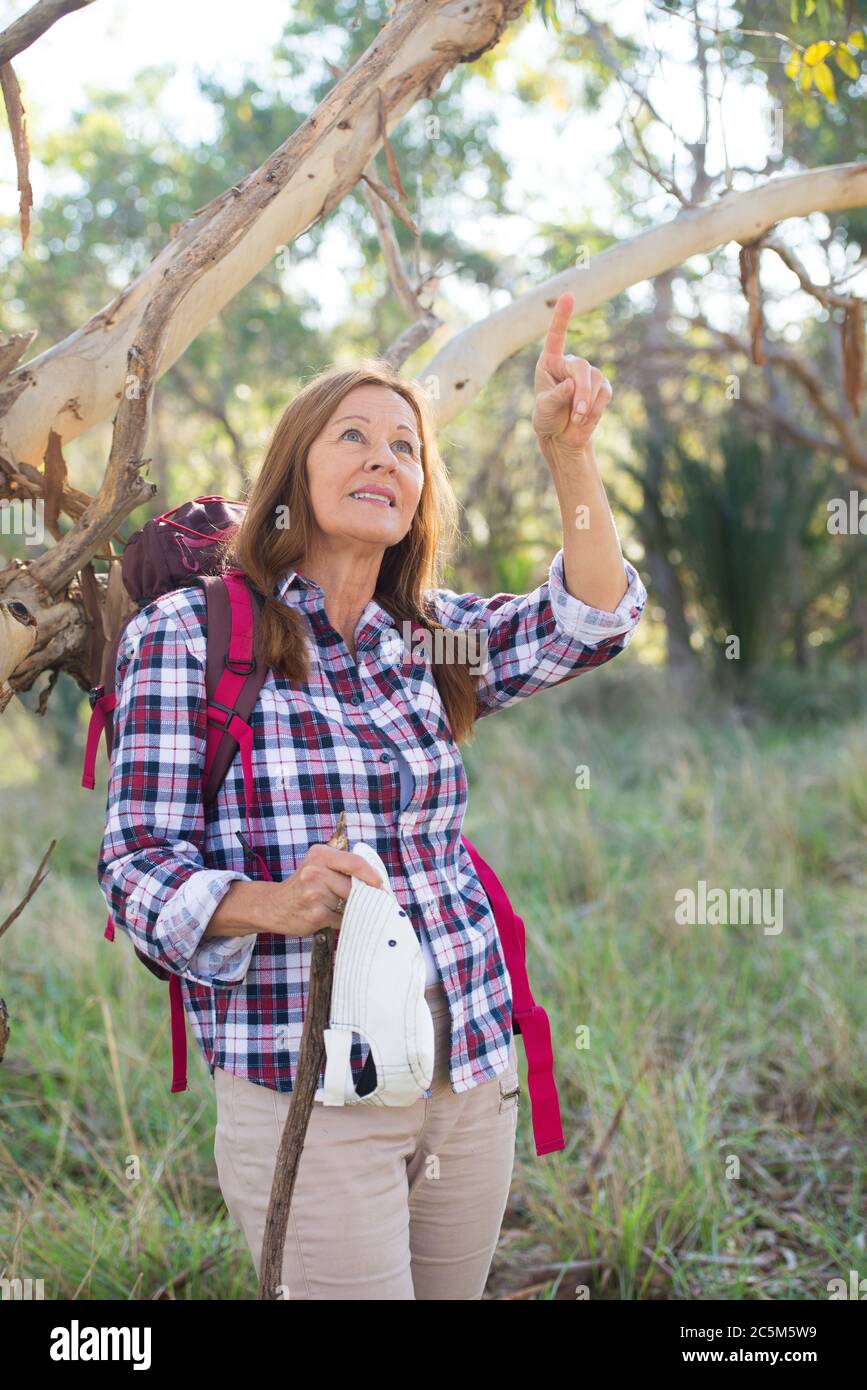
[1,0,862,332]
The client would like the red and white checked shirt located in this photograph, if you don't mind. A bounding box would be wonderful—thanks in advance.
[97,548,647,1098]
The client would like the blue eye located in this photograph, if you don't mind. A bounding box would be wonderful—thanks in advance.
[341,428,415,455]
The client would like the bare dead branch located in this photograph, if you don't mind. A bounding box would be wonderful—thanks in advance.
[375,86,409,206]
[679,314,867,475]
[42,430,66,538]
[739,243,766,366]
[573,1058,651,1201]
[842,298,864,417]
[763,233,854,313]
[359,166,418,236]
[0,838,56,941]
[325,54,442,369]
[0,331,37,382]
[0,62,33,247]
[0,0,97,65]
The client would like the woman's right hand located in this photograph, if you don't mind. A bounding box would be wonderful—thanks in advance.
[264,842,385,938]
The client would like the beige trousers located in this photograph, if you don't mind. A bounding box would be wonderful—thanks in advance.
[213,977,519,1299]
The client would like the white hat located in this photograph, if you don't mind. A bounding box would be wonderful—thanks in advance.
[321,842,435,1106]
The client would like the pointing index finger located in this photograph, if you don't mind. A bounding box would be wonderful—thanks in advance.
[543,291,575,358]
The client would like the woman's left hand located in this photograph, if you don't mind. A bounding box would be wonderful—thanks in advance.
[532,291,613,452]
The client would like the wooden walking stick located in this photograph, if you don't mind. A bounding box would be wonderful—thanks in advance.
[258,810,348,1300]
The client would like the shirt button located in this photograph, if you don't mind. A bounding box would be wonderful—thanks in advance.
[350,692,363,705]
[381,751,392,763]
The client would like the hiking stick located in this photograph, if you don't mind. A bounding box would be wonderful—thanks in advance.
[258,810,348,1300]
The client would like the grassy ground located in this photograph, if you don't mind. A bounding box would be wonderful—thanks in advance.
[1,661,865,1300]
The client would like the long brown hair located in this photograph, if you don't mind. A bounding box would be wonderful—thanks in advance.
[219,358,480,743]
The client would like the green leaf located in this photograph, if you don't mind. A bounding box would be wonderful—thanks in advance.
[536,0,561,32]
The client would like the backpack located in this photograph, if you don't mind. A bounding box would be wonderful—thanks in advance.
[82,495,564,1157]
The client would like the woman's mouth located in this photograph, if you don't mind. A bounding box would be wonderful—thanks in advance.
[349,491,395,508]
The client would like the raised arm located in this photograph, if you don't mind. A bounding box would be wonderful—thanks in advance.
[533,289,632,613]
[425,292,647,720]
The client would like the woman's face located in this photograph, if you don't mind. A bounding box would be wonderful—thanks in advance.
[304,383,424,554]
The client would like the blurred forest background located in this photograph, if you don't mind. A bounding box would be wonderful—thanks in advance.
[1,0,866,1300]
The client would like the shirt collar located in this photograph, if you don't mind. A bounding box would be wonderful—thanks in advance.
[273,567,320,605]
[272,566,396,651]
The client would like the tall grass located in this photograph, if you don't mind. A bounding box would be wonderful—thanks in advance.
[1,662,865,1299]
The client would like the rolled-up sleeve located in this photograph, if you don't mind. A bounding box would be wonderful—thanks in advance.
[425,550,647,719]
[97,601,257,988]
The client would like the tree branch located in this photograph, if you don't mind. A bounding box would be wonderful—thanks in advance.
[0,0,97,65]
[422,161,867,425]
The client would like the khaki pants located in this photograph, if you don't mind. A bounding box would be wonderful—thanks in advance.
[213,977,519,1299]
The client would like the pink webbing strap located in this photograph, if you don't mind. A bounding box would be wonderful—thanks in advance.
[205,571,272,880]
[461,835,565,1156]
[82,691,117,790]
[169,571,273,1094]
[169,975,187,1093]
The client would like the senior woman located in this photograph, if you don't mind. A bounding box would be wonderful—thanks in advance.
[98,291,647,1300]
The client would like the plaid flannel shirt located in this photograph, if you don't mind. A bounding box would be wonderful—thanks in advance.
[97,549,647,1097]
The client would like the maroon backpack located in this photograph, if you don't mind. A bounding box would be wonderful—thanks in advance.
[82,495,564,1156]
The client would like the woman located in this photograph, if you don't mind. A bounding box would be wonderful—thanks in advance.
[98,291,647,1300]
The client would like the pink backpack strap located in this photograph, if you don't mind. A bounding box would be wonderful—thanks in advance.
[82,690,117,790]
[169,975,187,1092]
[461,835,565,1156]
[82,618,133,790]
[167,570,272,1094]
[83,623,155,954]
[201,569,272,878]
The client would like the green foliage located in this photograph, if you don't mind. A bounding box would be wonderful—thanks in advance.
[535,0,562,32]
[662,423,852,677]
[789,0,846,23]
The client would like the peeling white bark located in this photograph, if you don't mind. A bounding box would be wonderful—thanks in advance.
[2,0,526,468]
[423,162,867,423]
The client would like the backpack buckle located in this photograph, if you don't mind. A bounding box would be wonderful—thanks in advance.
[224,654,256,675]
[88,684,105,710]
[207,698,236,731]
